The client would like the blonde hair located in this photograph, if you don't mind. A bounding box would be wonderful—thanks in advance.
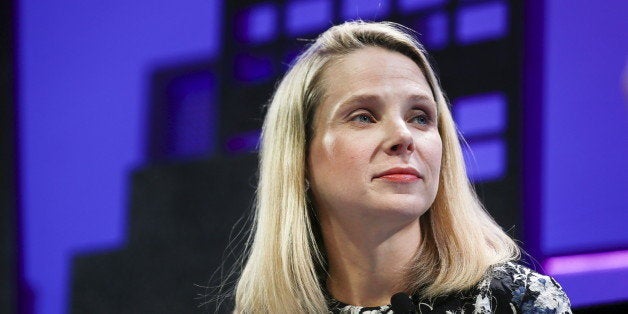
[233,21,520,313]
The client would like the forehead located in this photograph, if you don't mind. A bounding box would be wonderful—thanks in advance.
[320,47,433,102]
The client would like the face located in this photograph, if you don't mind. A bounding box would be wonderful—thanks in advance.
[307,47,442,225]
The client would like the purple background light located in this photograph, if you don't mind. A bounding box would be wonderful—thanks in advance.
[18,1,221,313]
[546,250,628,275]
[456,1,508,44]
[398,0,446,12]
[421,12,448,50]
[551,268,628,307]
[462,138,506,182]
[15,0,628,312]
[286,0,333,36]
[236,3,279,44]
[454,92,507,137]
[543,0,628,255]
[454,92,508,183]
[341,0,390,20]
[541,0,628,306]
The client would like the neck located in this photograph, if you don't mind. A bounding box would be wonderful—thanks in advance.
[321,214,421,307]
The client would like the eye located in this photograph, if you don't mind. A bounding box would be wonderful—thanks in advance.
[350,112,375,124]
[410,113,430,125]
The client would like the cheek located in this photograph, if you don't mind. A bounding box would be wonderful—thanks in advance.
[421,134,443,177]
[331,133,374,168]
[309,132,340,181]
[433,138,443,169]
[310,131,370,178]
[322,128,352,153]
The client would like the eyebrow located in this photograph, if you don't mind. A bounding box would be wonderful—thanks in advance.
[339,93,436,108]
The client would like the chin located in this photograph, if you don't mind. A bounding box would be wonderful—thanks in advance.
[370,198,430,219]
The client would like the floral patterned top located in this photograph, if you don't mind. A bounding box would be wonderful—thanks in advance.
[327,262,572,313]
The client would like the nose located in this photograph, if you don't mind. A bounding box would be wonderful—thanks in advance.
[384,121,414,155]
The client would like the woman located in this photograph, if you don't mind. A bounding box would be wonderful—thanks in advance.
[232,21,570,313]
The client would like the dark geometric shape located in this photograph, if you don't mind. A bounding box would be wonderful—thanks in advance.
[148,61,218,161]
[234,52,275,82]
[574,301,628,313]
[225,129,261,154]
[1,0,29,312]
[70,154,258,313]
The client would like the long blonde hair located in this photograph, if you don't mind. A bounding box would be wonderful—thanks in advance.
[234,21,519,313]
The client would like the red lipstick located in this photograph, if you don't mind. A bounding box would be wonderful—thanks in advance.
[374,167,421,182]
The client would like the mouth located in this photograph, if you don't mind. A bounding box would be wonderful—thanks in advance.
[374,167,422,182]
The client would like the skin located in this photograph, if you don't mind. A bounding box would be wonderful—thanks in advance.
[307,47,443,307]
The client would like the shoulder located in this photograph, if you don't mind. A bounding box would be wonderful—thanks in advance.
[484,261,572,314]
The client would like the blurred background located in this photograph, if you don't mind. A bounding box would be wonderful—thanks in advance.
[2,0,627,313]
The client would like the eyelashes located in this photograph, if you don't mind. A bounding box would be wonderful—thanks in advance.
[409,113,431,125]
[350,112,375,123]
[348,109,434,126]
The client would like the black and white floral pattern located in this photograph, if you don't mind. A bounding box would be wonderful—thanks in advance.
[328,262,572,313]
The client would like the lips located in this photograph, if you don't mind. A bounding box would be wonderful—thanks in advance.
[374,167,422,182]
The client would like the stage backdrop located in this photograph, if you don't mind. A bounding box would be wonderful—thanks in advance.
[16,0,627,313]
